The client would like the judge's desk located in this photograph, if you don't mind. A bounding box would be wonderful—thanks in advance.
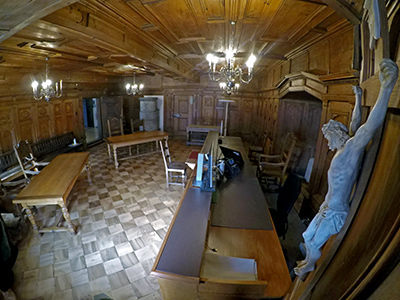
[151,136,291,300]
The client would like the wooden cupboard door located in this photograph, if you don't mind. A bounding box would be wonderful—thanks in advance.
[172,95,190,136]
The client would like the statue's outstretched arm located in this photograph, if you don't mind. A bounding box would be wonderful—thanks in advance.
[350,59,398,149]
[350,86,362,136]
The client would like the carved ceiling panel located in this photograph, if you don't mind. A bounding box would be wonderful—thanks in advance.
[0,0,360,82]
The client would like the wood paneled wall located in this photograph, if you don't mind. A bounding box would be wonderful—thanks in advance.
[0,67,120,152]
[0,95,84,152]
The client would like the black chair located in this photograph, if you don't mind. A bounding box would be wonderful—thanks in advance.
[269,172,302,239]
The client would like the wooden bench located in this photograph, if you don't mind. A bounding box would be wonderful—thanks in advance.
[0,132,80,195]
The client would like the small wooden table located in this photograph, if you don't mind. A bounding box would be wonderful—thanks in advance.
[13,152,91,233]
[105,131,168,169]
[186,124,220,145]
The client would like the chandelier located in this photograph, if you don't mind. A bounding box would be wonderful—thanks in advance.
[125,72,144,95]
[31,57,62,102]
[206,49,256,95]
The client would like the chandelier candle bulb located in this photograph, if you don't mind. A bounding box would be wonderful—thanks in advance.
[206,50,256,95]
[31,57,62,102]
[126,72,144,95]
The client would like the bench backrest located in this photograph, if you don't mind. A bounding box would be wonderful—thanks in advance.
[31,132,75,159]
[0,150,18,173]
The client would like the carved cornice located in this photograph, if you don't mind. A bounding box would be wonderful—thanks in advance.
[276,72,327,100]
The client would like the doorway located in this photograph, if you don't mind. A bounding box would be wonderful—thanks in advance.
[83,98,102,144]
[144,95,164,131]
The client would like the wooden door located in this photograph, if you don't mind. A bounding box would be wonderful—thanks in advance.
[276,94,322,175]
[172,94,191,136]
[100,96,123,138]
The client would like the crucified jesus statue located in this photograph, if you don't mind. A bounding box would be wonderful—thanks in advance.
[294,58,398,278]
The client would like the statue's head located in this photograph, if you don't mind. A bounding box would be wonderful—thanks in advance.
[322,119,350,150]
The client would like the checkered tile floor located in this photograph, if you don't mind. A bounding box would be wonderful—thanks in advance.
[12,139,200,300]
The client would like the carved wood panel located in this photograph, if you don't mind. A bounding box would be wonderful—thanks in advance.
[53,101,65,136]
[16,104,35,142]
[240,98,254,139]
[65,100,75,133]
[201,95,215,125]
[36,103,52,140]
[0,107,15,152]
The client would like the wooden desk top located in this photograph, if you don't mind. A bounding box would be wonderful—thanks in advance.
[187,124,220,130]
[152,135,291,298]
[212,137,273,229]
[155,187,212,277]
[106,131,168,145]
[13,152,89,204]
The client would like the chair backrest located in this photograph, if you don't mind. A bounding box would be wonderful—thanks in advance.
[263,136,272,155]
[159,140,171,169]
[14,140,35,179]
[107,117,123,137]
[281,133,296,174]
[130,119,144,133]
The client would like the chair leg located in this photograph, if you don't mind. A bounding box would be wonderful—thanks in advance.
[165,171,169,188]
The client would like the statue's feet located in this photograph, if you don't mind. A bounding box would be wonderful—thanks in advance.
[294,261,315,279]
[295,259,307,268]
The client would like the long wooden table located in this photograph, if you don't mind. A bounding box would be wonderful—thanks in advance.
[105,131,168,168]
[151,136,291,299]
[13,152,90,233]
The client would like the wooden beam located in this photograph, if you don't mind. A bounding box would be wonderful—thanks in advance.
[297,0,328,6]
[321,0,361,25]
[41,10,195,80]
[0,0,79,43]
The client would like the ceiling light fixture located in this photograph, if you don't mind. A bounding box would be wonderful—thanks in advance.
[125,72,144,96]
[31,57,62,102]
[206,21,256,95]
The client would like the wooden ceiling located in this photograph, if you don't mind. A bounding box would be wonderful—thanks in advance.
[0,0,364,82]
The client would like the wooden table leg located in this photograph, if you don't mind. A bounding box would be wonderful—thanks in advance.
[86,161,92,184]
[60,202,77,233]
[107,143,112,161]
[22,204,39,232]
[113,146,119,169]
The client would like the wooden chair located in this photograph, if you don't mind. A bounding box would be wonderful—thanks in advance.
[159,140,186,188]
[107,117,124,137]
[257,133,296,188]
[14,140,49,183]
[248,131,272,162]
